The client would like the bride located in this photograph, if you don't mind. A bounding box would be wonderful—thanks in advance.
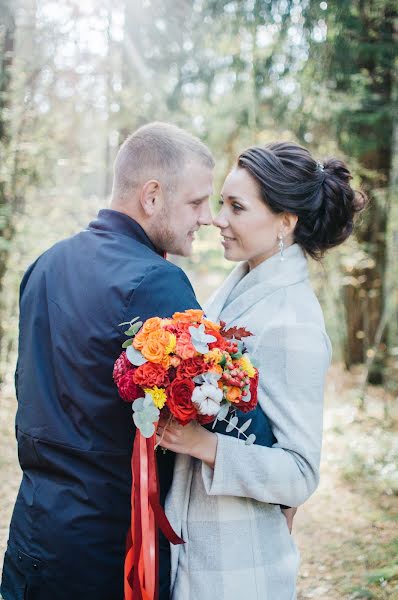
[157,141,365,599]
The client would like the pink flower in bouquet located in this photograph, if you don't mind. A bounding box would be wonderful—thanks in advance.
[117,370,143,403]
[175,332,197,360]
[113,351,133,384]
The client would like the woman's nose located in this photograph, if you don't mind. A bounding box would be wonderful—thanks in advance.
[213,209,228,229]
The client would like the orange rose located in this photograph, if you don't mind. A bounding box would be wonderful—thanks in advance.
[133,329,147,350]
[141,317,162,335]
[175,332,197,360]
[203,318,221,332]
[172,309,204,324]
[226,386,242,403]
[141,329,173,363]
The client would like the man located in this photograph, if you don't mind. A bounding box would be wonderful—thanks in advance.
[0,122,214,600]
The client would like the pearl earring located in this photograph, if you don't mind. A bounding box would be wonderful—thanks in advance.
[278,233,285,262]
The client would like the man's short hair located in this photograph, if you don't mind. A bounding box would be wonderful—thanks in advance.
[112,122,214,202]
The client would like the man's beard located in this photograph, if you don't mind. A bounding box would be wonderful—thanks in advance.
[150,211,186,256]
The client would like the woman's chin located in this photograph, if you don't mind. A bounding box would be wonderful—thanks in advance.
[223,247,242,262]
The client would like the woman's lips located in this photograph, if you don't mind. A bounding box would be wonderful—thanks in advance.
[221,235,236,246]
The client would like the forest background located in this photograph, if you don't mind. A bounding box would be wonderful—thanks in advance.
[0,1,397,598]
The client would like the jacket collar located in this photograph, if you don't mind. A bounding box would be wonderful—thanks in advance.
[88,209,164,256]
[205,244,309,323]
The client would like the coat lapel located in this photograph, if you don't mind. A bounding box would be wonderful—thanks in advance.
[205,244,309,325]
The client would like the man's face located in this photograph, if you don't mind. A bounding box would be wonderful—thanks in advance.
[155,161,214,256]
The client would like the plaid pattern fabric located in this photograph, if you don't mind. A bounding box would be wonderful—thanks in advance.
[165,245,332,599]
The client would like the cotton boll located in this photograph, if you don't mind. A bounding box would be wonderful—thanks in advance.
[192,383,223,416]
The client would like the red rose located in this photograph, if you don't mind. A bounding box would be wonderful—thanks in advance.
[235,370,259,413]
[133,362,170,388]
[176,356,208,380]
[207,329,227,351]
[167,378,197,425]
[117,370,143,403]
[113,351,133,384]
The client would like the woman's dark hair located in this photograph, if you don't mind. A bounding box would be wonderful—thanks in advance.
[237,141,367,260]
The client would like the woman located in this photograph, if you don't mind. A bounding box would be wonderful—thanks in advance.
[157,142,365,599]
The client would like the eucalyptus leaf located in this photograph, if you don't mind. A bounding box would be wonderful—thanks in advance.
[145,406,160,421]
[191,340,210,354]
[137,421,156,438]
[226,415,239,432]
[239,418,252,433]
[126,345,147,366]
[202,372,221,385]
[122,338,133,348]
[217,402,230,421]
[211,418,218,430]
[245,434,256,445]
[143,394,154,408]
[132,397,145,412]
[118,316,140,327]
[242,389,251,403]
[133,412,145,428]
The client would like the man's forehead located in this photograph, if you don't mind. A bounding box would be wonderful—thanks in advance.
[179,163,213,196]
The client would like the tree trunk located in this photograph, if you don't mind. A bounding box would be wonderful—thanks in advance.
[341,2,395,383]
[0,0,16,377]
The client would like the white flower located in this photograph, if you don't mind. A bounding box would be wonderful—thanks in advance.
[192,383,223,416]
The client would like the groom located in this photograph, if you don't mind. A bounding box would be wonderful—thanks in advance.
[0,122,214,600]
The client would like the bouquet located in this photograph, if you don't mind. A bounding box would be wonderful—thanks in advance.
[113,309,259,600]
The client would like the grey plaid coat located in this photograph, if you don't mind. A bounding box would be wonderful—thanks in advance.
[165,244,332,600]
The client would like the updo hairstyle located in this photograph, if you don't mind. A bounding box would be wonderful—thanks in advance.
[237,142,366,259]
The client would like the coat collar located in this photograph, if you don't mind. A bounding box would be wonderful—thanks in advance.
[205,244,309,324]
[88,209,164,256]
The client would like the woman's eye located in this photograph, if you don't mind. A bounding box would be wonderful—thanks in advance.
[232,204,243,212]
[218,199,224,207]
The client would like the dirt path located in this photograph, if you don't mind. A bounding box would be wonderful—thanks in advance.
[295,367,398,599]
[1,367,397,599]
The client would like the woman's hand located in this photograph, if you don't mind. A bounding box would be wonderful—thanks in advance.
[156,415,218,468]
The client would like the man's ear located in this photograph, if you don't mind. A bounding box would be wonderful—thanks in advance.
[281,212,298,237]
[139,179,164,216]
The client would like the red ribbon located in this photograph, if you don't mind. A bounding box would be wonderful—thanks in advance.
[124,426,184,600]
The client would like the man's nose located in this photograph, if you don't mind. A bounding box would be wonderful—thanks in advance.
[198,202,213,226]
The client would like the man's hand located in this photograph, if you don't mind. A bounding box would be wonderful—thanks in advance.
[156,415,218,468]
[281,507,297,533]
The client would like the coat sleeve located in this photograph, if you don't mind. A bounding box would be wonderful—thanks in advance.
[201,322,332,507]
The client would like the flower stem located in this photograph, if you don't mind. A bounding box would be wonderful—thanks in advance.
[154,413,173,450]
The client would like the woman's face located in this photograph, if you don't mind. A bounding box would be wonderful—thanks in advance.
[214,167,286,270]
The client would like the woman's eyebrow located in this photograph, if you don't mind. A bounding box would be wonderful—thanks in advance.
[221,194,246,203]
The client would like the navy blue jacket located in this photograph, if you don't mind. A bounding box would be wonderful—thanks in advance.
[1,210,201,600]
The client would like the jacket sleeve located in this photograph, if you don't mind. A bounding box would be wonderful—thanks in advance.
[201,322,332,507]
[122,262,201,323]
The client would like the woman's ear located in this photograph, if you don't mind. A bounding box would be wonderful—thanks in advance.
[139,179,164,216]
[281,212,298,237]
